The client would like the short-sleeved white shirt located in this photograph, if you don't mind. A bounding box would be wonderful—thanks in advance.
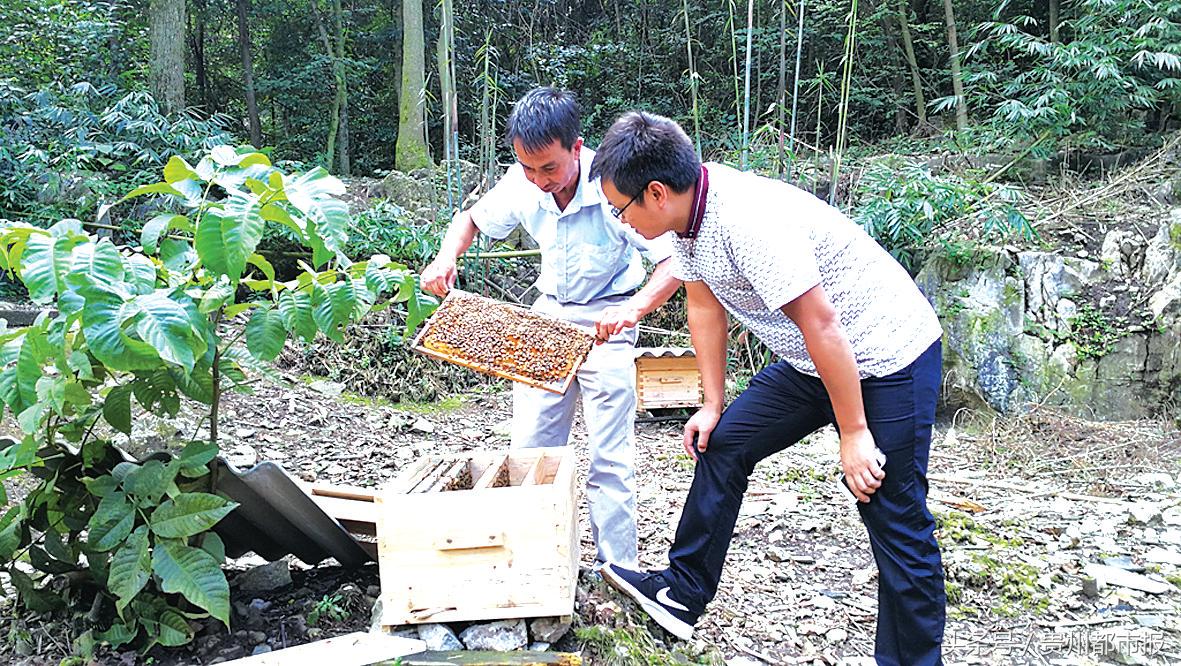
[671,163,942,378]
[470,147,674,305]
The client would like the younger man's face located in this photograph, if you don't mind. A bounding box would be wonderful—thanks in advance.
[513,137,582,196]
[602,180,669,240]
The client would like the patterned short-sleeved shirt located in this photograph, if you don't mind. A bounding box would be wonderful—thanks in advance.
[671,163,942,378]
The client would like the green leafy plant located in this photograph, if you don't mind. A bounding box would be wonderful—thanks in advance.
[0,145,435,652]
[307,593,349,626]
[852,157,1035,272]
[1068,302,1121,360]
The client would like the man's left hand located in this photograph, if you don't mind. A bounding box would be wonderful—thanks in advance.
[595,304,642,343]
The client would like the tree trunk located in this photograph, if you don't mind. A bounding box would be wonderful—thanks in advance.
[332,0,351,175]
[872,0,907,132]
[236,0,261,145]
[942,0,967,130]
[777,0,786,176]
[898,0,927,126]
[149,0,186,114]
[189,0,210,113]
[310,0,340,170]
[1049,0,1059,43]
[396,0,432,170]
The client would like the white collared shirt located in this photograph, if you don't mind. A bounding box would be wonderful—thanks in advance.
[470,147,674,305]
[671,163,942,378]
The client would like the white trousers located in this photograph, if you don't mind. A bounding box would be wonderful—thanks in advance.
[510,293,639,567]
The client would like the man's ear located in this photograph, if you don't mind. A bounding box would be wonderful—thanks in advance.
[572,137,584,156]
[648,181,670,208]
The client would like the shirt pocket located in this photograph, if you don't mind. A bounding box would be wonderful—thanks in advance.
[569,231,626,286]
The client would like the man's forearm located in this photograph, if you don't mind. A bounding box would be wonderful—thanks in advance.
[686,284,728,410]
[437,210,480,260]
[805,324,867,434]
[628,259,682,318]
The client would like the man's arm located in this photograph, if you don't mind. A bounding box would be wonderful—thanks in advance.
[681,280,728,459]
[595,258,683,339]
[420,210,480,297]
[780,284,883,502]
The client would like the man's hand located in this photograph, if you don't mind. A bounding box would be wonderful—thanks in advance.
[594,304,642,343]
[421,258,457,298]
[840,428,884,503]
[682,405,721,460]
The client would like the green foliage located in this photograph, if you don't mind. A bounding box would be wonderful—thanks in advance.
[0,80,233,221]
[347,201,443,270]
[852,157,1035,272]
[1068,303,1122,360]
[0,146,436,652]
[307,593,350,626]
[961,0,1181,152]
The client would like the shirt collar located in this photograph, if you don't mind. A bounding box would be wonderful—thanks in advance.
[538,147,601,215]
[677,165,709,239]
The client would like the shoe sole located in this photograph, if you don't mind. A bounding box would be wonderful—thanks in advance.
[601,566,695,641]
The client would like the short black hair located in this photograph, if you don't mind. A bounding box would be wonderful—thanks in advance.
[589,111,701,198]
[505,87,581,152]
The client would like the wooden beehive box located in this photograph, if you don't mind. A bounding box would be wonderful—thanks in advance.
[376,447,579,626]
[634,347,703,411]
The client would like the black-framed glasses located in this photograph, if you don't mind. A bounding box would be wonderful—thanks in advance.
[610,190,643,219]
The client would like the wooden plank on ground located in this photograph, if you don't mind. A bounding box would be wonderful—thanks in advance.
[392,651,582,665]
[306,482,378,502]
[219,631,424,666]
[473,453,508,489]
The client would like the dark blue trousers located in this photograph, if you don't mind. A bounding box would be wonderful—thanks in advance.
[665,341,945,666]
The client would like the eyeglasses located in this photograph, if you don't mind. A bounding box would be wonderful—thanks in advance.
[610,190,643,219]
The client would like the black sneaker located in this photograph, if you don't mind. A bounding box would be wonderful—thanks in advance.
[601,563,698,640]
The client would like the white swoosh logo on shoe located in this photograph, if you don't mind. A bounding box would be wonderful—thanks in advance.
[656,587,690,612]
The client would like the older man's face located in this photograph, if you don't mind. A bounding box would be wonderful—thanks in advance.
[513,137,582,196]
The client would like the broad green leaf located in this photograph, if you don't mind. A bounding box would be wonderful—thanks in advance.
[0,506,21,560]
[405,286,439,337]
[102,384,133,434]
[246,307,287,361]
[260,202,305,239]
[82,474,119,498]
[210,145,242,166]
[96,621,138,648]
[80,284,162,372]
[70,239,125,286]
[29,545,76,574]
[131,369,181,416]
[20,231,80,303]
[108,525,150,614]
[123,254,157,294]
[195,203,265,282]
[159,239,197,275]
[35,374,65,413]
[247,252,275,286]
[17,402,48,434]
[15,325,50,407]
[312,281,356,343]
[285,168,349,263]
[163,156,198,183]
[120,181,181,201]
[149,492,237,539]
[198,275,235,314]
[156,609,193,646]
[130,291,200,371]
[200,532,226,563]
[151,539,230,626]
[278,288,316,342]
[169,364,214,404]
[9,568,65,612]
[223,302,261,318]
[63,379,91,409]
[178,440,217,467]
[123,459,178,505]
[142,214,185,253]
[67,350,94,380]
[88,490,135,552]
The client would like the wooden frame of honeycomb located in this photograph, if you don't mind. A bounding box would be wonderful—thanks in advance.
[411,289,595,394]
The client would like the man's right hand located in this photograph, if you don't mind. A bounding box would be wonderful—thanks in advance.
[421,258,457,297]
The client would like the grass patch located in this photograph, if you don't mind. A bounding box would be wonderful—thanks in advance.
[392,395,467,414]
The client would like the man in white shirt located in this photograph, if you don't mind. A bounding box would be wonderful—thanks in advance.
[420,89,681,568]
[588,111,945,666]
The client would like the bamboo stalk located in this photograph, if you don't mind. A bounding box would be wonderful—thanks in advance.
[741,0,755,170]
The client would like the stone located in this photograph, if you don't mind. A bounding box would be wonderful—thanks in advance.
[529,616,572,643]
[1128,503,1163,526]
[1133,473,1175,490]
[225,444,258,469]
[235,560,292,594]
[247,631,267,644]
[825,627,848,643]
[411,418,436,434]
[308,380,344,397]
[251,645,272,656]
[491,418,513,438]
[1144,547,1181,566]
[1082,577,1101,597]
[417,623,463,650]
[1094,627,1163,665]
[1085,563,1171,594]
[459,619,528,651]
[1100,229,1146,278]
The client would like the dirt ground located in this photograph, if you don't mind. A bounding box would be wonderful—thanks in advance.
[4,362,1176,665]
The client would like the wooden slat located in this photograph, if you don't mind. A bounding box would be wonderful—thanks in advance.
[220,631,422,666]
[520,455,544,487]
[473,453,509,489]
[306,483,376,502]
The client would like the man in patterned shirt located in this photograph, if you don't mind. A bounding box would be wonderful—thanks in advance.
[588,111,945,666]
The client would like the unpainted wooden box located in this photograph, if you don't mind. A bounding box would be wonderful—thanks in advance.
[376,447,579,626]
[634,347,703,411]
